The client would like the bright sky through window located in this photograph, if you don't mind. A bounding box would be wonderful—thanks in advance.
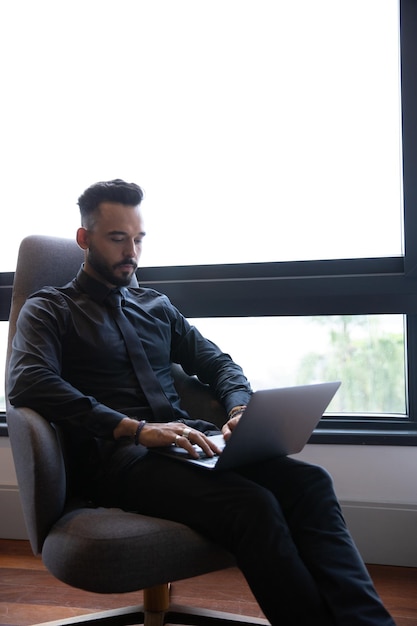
[0,0,402,270]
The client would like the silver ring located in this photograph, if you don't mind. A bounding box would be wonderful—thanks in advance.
[182,427,192,440]
[175,434,182,446]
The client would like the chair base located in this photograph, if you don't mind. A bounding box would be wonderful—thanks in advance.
[32,604,269,626]
[32,583,269,626]
[165,604,269,625]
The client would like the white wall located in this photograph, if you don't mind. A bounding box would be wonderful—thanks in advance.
[0,437,27,539]
[1,438,416,566]
[296,444,417,505]
[296,444,417,566]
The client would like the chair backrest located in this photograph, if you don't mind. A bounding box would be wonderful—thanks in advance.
[6,235,227,554]
[6,236,85,552]
[6,235,85,368]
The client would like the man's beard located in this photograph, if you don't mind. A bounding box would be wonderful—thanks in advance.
[87,249,137,287]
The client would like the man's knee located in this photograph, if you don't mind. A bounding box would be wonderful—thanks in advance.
[289,459,334,489]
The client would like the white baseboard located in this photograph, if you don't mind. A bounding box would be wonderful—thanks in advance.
[341,501,417,567]
[0,485,28,539]
[1,486,416,567]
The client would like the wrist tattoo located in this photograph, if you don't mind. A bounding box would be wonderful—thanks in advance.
[228,405,247,420]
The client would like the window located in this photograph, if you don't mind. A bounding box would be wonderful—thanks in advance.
[1,0,416,444]
[0,0,402,269]
[137,251,417,443]
[188,315,407,415]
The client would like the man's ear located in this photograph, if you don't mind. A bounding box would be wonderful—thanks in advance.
[76,227,89,250]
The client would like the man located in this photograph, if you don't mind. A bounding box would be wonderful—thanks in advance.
[8,179,395,625]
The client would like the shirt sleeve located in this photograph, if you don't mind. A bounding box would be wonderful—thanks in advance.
[168,302,253,414]
[7,292,127,439]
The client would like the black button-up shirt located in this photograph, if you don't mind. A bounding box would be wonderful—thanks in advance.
[8,268,252,444]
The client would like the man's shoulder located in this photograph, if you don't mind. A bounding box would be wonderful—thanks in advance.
[30,284,70,296]
[28,278,79,301]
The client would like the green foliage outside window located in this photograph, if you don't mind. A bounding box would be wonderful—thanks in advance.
[297,316,406,415]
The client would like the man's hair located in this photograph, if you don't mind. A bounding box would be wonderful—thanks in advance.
[77,179,144,227]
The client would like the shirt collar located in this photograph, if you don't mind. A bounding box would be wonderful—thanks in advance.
[75,267,129,304]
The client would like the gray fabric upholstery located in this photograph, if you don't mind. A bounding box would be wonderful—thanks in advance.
[7,406,67,554]
[6,235,235,596]
[44,507,233,594]
[6,235,85,366]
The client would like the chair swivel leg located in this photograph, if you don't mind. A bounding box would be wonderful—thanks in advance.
[143,583,170,626]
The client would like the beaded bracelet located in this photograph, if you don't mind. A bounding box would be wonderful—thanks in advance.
[134,420,147,446]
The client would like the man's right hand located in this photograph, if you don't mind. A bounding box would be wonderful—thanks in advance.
[114,417,222,459]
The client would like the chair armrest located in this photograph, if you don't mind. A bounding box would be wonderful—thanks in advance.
[7,405,67,554]
[171,364,228,429]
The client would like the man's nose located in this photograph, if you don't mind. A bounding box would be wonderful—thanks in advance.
[124,239,137,257]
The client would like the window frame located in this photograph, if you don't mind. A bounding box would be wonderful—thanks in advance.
[135,257,417,445]
[1,0,416,445]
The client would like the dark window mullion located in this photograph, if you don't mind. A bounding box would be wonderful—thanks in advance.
[405,314,417,423]
[401,0,417,276]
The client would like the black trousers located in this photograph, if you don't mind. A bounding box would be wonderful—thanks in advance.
[93,447,396,626]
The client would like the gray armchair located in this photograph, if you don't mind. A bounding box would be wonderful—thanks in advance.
[6,235,268,626]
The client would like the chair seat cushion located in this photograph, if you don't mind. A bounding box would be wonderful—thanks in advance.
[42,505,235,593]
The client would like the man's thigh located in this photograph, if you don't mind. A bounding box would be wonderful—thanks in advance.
[113,451,288,538]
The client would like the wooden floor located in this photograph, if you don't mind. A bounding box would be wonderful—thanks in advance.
[0,539,416,625]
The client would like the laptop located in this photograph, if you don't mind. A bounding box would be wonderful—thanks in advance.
[155,381,341,471]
